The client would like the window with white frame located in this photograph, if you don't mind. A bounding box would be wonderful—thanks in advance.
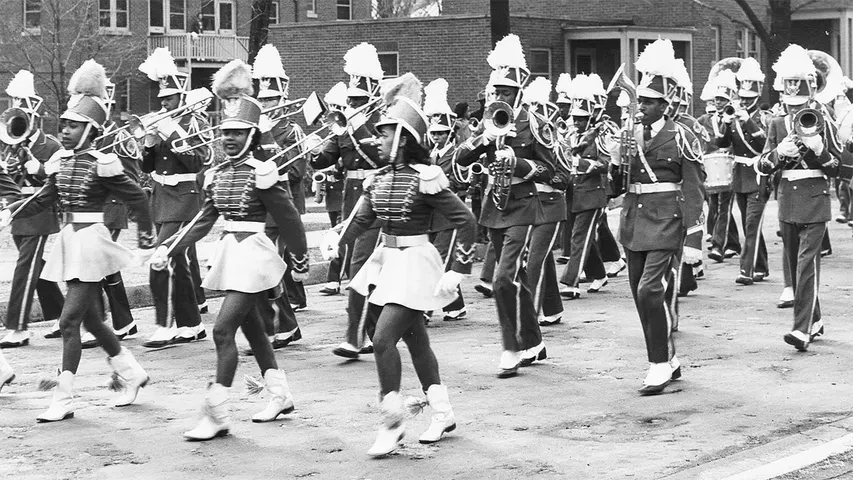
[169,0,185,31]
[307,0,317,16]
[736,28,760,61]
[149,0,164,32]
[218,0,234,32]
[119,79,130,118]
[24,0,42,30]
[99,0,129,31]
[710,25,721,62]
[269,1,279,24]
[530,48,552,79]
[336,0,351,20]
[201,0,216,31]
[378,52,398,78]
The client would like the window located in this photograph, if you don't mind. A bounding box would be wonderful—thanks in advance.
[169,0,185,31]
[378,52,398,78]
[118,79,130,117]
[336,0,351,20]
[710,25,721,62]
[307,0,317,17]
[201,0,216,30]
[100,0,129,31]
[736,28,760,61]
[530,48,552,79]
[218,0,234,32]
[24,0,41,30]
[149,0,164,31]
[269,1,279,24]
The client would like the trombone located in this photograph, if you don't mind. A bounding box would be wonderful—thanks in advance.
[261,96,310,119]
[171,124,220,153]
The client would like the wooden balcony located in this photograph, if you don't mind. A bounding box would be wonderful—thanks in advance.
[147,34,249,63]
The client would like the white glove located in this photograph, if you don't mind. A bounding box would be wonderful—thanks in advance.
[148,245,169,271]
[24,159,41,175]
[291,270,310,283]
[305,133,326,156]
[0,209,11,230]
[320,229,341,260]
[721,114,734,125]
[800,134,825,156]
[736,109,750,122]
[777,138,800,157]
[143,132,159,148]
[433,271,465,297]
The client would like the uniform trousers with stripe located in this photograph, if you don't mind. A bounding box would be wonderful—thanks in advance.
[561,208,606,287]
[625,248,678,363]
[489,225,543,352]
[257,227,300,336]
[101,229,133,331]
[325,211,349,284]
[709,191,741,254]
[5,235,65,330]
[733,191,769,277]
[150,221,202,329]
[429,229,465,313]
[779,221,824,335]
[190,246,206,307]
[479,242,497,284]
[597,213,622,263]
[526,222,563,319]
[344,227,382,347]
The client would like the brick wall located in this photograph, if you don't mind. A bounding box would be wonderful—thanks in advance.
[279,0,373,23]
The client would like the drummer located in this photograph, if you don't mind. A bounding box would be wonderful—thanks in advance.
[696,70,741,263]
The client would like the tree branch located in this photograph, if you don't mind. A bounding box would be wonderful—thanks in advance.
[792,0,822,13]
[692,0,754,31]
[732,0,772,46]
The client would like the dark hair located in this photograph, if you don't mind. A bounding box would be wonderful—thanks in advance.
[249,129,262,151]
[400,130,430,165]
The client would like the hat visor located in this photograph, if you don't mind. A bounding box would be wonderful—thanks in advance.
[783,95,809,106]
[738,90,759,98]
[347,87,371,98]
[428,125,451,133]
[556,94,571,104]
[158,88,182,98]
[637,87,666,99]
[374,118,398,131]
[570,108,591,117]
[60,111,95,125]
[220,119,257,130]
[489,79,521,89]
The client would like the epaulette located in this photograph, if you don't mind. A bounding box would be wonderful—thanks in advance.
[45,149,72,176]
[362,165,391,189]
[410,163,450,194]
[244,157,278,189]
[91,150,124,177]
[674,123,703,163]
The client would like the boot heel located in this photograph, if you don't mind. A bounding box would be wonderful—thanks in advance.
[37,412,74,423]
[444,423,457,433]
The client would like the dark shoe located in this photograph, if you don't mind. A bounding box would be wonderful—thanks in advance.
[836,216,848,223]
[821,248,832,257]
[272,328,302,349]
[319,283,341,295]
[198,303,209,314]
[752,272,768,282]
[708,249,724,263]
[474,283,493,298]
[0,338,29,349]
[519,345,547,367]
[332,343,360,359]
[671,366,682,380]
[810,322,824,341]
[777,300,794,309]
[80,336,99,349]
[44,322,62,339]
[587,278,608,293]
[639,381,671,396]
[290,303,307,312]
[556,256,569,265]
[783,332,809,352]
[173,329,208,344]
[735,275,754,286]
[723,249,739,259]
[578,276,592,284]
[677,283,697,297]
[443,308,467,321]
[116,325,138,341]
[359,343,374,355]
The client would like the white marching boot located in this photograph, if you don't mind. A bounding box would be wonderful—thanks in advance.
[367,391,406,457]
[418,385,456,444]
[251,369,295,422]
[184,383,231,441]
[37,371,75,422]
[108,347,150,407]
[0,350,15,392]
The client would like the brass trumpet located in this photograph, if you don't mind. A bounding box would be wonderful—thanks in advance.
[0,107,35,146]
[171,125,220,153]
[93,88,214,143]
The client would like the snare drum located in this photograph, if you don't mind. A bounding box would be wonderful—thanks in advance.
[703,152,734,193]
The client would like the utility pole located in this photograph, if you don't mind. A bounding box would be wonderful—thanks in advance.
[490,0,510,46]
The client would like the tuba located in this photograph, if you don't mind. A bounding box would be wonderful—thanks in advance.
[807,50,844,110]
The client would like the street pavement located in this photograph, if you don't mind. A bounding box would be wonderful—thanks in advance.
[2,201,853,479]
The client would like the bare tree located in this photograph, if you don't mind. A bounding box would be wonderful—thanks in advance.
[248,0,273,65]
[372,0,442,19]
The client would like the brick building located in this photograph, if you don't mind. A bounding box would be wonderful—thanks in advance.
[269,0,853,117]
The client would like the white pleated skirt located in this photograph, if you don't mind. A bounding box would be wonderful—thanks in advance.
[203,232,286,293]
[42,223,132,282]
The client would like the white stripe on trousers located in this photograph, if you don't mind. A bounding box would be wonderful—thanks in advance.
[513,226,534,342]
[572,208,603,286]
[532,224,561,314]
[16,235,46,330]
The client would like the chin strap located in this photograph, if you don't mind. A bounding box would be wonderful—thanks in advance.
[74,123,94,151]
[226,127,257,160]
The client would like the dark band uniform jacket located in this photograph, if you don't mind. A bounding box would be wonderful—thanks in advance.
[10,131,61,236]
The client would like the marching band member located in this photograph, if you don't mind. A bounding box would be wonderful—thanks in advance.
[698,65,742,264]
[0,60,155,421]
[454,34,557,377]
[559,73,613,300]
[251,44,308,350]
[619,39,704,395]
[79,78,142,349]
[423,78,467,321]
[756,45,838,352]
[309,42,385,359]
[554,73,574,266]
[138,48,208,347]
[728,58,770,285]
[318,82,348,295]
[0,70,65,347]
[148,60,309,440]
[327,73,474,456]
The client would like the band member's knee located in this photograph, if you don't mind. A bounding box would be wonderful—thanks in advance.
[212,322,233,347]
[493,274,514,296]
[636,281,664,304]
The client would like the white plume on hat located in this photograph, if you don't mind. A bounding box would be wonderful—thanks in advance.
[570,74,596,101]
[67,59,108,100]
[423,78,452,115]
[522,77,552,105]
[588,74,606,97]
[736,57,764,82]
[555,73,572,97]
[6,70,36,99]
[635,38,676,77]
[714,70,738,93]
[380,72,422,106]
[772,44,815,91]
[212,59,253,99]
[252,44,287,79]
[699,81,716,101]
[488,34,527,70]
[344,42,384,80]
[324,82,348,107]
[138,47,179,82]
[672,59,692,93]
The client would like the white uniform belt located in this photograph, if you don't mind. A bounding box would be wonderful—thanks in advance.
[733,156,757,165]
[535,183,559,193]
[20,186,37,194]
[381,233,429,248]
[346,169,379,180]
[63,212,104,223]
[223,220,265,233]
[151,172,197,186]
[628,182,681,194]
[781,169,825,181]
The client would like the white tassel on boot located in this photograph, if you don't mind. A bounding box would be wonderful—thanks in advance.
[367,391,406,457]
[36,371,75,422]
[107,347,150,407]
[0,350,14,393]
[418,384,456,444]
[251,369,295,423]
[184,383,231,441]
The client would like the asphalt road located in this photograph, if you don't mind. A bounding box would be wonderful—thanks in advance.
[2,203,853,479]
